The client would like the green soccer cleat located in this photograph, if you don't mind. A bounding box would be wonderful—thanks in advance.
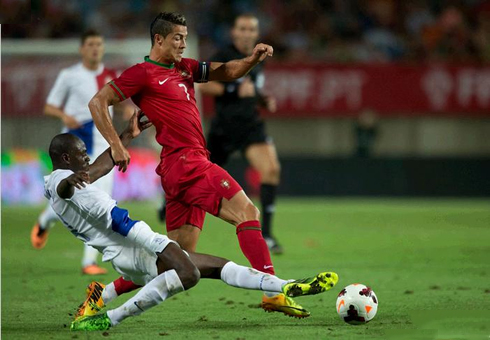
[282,272,339,297]
[70,313,112,331]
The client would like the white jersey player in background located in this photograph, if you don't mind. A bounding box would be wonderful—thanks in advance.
[31,29,131,275]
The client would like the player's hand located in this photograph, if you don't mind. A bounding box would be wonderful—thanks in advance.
[250,43,273,64]
[62,115,81,129]
[263,95,277,112]
[66,171,90,189]
[111,145,131,173]
[238,77,256,98]
[127,109,153,138]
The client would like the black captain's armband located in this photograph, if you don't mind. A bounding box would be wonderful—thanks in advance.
[195,61,210,83]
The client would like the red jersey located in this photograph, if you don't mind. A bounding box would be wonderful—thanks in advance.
[109,56,210,165]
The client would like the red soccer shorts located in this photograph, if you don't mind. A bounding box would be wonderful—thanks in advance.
[159,149,242,232]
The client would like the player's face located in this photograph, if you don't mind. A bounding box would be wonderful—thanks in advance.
[232,17,259,55]
[68,140,90,172]
[160,25,188,63]
[80,36,105,65]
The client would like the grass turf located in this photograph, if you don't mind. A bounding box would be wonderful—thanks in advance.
[2,198,490,339]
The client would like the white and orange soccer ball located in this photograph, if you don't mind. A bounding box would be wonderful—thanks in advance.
[336,283,378,324]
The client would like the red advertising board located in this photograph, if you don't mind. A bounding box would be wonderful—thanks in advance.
[2,59,489,117]
[203,63,490,117]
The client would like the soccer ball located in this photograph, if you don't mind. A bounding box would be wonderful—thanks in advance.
[336,283,378,325]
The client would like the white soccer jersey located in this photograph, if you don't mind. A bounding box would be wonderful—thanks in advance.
[44,169,125,261]
[47,63,117,194]
[47,63,116,157]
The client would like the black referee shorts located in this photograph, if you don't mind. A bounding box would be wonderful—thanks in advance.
[207,119,270,166]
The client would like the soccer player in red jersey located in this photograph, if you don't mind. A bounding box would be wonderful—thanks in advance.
[88,12,309,317]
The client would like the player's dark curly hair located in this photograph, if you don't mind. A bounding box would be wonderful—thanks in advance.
[150,12,187,46]
[49,133,80,167]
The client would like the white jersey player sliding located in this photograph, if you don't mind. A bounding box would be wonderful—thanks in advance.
[32,30,127,275]
[44,110,338,331]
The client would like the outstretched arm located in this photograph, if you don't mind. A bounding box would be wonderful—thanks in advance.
[57,171,90,199]
[89,84,130,172]
[208,43,273,82]
[56,111,152,199]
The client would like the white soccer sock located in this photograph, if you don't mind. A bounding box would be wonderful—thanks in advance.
[38,204,59,230]
[81,244,99,267]
[106,270,184,326]
[220,262,287,293]
[101,283,118,305]
[264,291,279,298]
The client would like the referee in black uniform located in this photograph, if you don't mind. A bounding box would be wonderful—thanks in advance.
[199,13,283,254]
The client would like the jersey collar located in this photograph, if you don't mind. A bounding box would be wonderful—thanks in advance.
[80,62,104,74]
[144,56,174,69]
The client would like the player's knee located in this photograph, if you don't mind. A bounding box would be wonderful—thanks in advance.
[178,263,201,290]
[242,202,260,222]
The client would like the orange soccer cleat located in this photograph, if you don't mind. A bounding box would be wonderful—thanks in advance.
[82,264,108,275]
[31,223,49,249]
[261,293,310,318]
[75,281,106,320]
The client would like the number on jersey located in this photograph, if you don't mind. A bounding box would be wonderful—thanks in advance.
[178,83,190,101]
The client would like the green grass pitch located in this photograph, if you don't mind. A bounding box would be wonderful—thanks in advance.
[2,198,490,339]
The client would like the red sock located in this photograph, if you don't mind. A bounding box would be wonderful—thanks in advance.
[113,276,141,296]
[236,220,275,275]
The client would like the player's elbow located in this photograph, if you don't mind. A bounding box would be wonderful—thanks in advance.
[88,94,110,122]
[43,104,57,117]
[88,95,100,115]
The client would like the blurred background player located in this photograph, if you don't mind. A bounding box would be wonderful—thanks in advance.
[157,14,283,254]
[202,14,282,254]
[30,29,131,275]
